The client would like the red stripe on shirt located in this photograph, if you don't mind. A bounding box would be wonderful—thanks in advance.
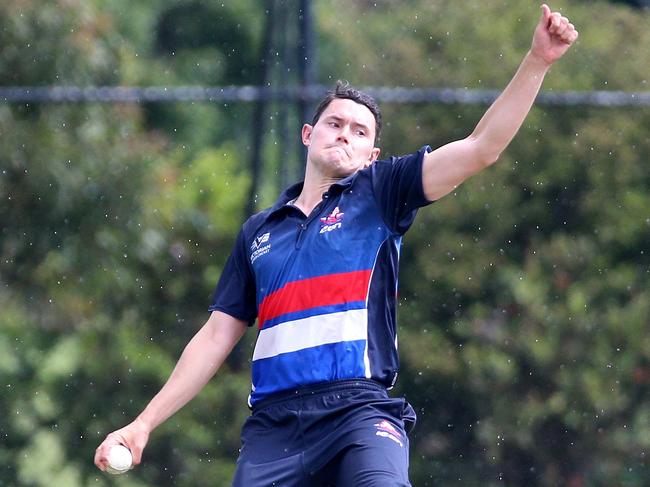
[258,269,372,329]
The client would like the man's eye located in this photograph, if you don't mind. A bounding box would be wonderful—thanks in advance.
[357,130,366,136]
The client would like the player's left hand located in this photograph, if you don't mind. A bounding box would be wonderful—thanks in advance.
[531,4,579,65]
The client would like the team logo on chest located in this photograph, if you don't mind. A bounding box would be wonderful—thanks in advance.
[319,207,344,234]
[250,232,271,263]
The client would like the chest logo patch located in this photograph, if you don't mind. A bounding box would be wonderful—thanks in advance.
[251,232,271,264]
[319,207,344,234]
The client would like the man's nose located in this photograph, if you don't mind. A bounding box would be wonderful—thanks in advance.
[336,126,350,144]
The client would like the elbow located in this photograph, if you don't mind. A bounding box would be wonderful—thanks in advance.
[480,152,501,168]
[472,147,501,170]
[467,135,501,169]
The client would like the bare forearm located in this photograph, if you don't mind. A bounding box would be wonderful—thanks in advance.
[136,313,246,432]
[471,51,550,164]
[420,6,578,202]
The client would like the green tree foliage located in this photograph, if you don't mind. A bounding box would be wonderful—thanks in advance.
[1,1,252,485]
[2,0,650,486]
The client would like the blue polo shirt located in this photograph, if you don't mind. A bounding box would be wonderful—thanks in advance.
[209,146,433,406]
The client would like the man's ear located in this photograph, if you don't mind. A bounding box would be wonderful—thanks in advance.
[301,124,313,147]
[365,147,380,167]
[362,148,380,169]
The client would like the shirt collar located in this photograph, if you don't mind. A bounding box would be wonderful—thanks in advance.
[268,181,304,215]
[267,171,359,216]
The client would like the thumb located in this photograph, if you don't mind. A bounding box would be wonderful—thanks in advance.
[540,4,551,26]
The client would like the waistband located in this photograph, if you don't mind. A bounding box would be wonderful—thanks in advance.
[251,378,388,411]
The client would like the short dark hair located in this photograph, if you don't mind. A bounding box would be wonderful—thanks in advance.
[311,80,382,144]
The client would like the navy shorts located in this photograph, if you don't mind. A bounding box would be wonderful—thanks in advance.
[232,379,416,487]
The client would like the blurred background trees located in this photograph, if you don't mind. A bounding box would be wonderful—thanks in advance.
[1,0,649,485]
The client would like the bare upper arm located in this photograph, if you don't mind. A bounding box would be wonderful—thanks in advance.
[422,136,494,202]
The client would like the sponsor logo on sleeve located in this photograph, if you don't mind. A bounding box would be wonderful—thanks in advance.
[250,232,271,264]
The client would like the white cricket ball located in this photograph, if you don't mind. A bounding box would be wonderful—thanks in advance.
[106,444,133,475]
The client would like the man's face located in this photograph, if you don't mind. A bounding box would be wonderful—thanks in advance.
[302,98,380,178]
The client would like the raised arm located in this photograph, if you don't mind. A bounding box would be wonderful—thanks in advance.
[94,311,248,472]
[422,4,579,202]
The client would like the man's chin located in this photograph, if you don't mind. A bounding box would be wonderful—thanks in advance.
[331,163,363,178]
[313,156,363,178]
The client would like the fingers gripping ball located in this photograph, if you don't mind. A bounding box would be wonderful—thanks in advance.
[106,445,133,475]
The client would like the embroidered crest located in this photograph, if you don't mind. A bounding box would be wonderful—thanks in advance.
[319,207,344,234]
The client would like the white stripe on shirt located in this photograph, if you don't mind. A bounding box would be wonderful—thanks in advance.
[252,308,368,361]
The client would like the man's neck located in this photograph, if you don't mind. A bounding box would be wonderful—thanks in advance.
[292,164,340,216]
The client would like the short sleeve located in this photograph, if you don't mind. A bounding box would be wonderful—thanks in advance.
[208,229,257,326]
[371,145,433,235]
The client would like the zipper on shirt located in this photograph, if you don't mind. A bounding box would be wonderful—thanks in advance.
[295,222,308,249]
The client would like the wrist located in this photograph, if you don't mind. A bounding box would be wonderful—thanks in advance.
[525,50,553,71]
[134,414,155,434]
